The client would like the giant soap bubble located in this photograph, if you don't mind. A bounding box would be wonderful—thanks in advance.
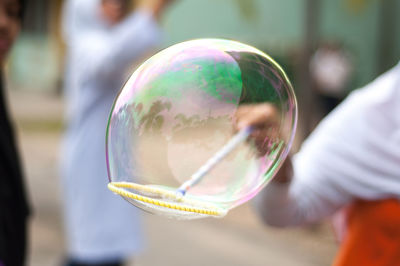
[106,39,297,219]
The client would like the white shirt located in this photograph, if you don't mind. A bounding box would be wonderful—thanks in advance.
[61,0,161,260]
[256,62,400,227]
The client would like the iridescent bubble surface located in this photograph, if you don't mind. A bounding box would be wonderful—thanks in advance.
[106,39,297,219]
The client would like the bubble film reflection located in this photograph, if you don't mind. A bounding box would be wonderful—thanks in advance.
[106,39,297,219]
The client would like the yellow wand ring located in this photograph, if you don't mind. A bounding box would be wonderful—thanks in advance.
[108,182,226,217]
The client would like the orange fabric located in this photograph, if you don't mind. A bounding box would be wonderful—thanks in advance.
[333,199,400,266]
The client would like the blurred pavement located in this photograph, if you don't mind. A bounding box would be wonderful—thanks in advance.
[8,90,338,266]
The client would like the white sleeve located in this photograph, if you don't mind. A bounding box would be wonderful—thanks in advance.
[255,64,400,227]
[255,166,351,227]
[74,10,162,81]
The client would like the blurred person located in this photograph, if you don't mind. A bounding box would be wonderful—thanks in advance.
[310,41,353,116]
[0,1,29,266]
[236,61,400,266]
[61,0,172,265]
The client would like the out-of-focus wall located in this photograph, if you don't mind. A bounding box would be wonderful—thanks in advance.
[162,0,303,53]
[8,35,60,92]
[162,0,400,89]
[8,0,64,92]
[319,0,400,88]
[7,0,400,93]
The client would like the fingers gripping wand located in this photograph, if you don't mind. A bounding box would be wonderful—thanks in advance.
[176,126,253,197]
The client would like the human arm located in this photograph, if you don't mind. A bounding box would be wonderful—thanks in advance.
[135,0,174,21]
[234,102,356,227]
[234,103,293,184]
[72,0,172,81]
[236,69,400,226]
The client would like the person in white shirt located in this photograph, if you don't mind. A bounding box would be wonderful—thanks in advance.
[60,1,172,265]
[235,62,400,265]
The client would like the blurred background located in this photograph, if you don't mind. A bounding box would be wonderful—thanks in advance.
[5,0,400,265]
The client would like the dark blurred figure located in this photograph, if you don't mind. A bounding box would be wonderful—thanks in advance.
[236,61,400,266]
[61,0,172,266]
[0,0,29,266]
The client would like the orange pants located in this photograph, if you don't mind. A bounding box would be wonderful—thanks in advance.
[333,199,400,266]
